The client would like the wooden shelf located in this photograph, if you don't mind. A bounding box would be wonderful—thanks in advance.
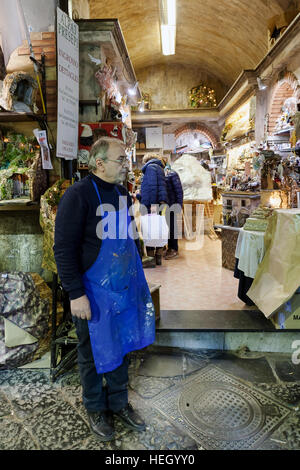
[273,127,294,136]
[0,201,40,211]
[136,148,161,155]
[0,111,46,123]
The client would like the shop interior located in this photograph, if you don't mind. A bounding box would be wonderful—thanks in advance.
[0,0,300,374]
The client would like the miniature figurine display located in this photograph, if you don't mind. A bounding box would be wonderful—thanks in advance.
[0,72,38,113]
[0,130,46,201]
[274,97,297,133]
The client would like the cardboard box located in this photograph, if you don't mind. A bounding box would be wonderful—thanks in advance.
[271,291,300,329]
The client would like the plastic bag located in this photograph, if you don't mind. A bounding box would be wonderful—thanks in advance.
[140,213,169,247]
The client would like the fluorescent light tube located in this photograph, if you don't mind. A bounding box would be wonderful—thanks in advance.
[167,0,176,25]
[161,0,176,25]
[161,24,176,55]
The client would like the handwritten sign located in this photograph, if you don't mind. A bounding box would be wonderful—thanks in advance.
[56,7,79,160]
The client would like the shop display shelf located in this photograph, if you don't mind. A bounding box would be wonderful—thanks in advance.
[0,200,39,211]
[0,111,46,123]
[273,127,294,136]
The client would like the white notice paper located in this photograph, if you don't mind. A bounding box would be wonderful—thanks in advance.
[146,127,163,149]
[34,129,53,170]
[163,133,176,151]
[56,7,79,160]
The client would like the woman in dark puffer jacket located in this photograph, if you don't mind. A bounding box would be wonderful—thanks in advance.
[137,154,168,266]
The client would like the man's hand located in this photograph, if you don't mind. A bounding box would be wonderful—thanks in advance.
[70,295,92,321]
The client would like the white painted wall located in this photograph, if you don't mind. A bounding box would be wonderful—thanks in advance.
[21,0,57,32]
[72,0,90,19]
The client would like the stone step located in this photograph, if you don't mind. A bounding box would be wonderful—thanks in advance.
[154,310,300,353]
[157,309,274,332]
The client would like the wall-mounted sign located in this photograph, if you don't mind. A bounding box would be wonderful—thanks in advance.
[163,133,176,151]
[56,7,79,160]
[146,127,163,149]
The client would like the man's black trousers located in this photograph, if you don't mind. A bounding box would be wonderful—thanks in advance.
[168,210,179,252]
[72,316,129,413]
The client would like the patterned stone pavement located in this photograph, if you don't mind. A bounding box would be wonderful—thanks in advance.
[0,346,299,450]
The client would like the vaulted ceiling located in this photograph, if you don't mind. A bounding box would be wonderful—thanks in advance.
[90,0,299,91]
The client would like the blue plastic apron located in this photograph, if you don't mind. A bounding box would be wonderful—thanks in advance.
[82,180,155,374]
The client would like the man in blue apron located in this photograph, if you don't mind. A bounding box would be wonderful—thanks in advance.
[54,137,155,441]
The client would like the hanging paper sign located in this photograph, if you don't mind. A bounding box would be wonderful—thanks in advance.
[56,7,79,160]
[163,133,176,151]
[33,129,53,170]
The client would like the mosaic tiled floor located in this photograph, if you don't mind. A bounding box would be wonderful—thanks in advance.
[0,348,299,450]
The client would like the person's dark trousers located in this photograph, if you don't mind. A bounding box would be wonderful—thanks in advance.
[72,316,129,413]
[168,210,178,252]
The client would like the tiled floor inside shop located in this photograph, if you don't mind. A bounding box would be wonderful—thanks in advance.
[145,236,253,311]
[0,346,300,450]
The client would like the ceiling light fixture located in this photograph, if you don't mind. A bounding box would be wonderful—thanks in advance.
[160,0,177,56]
[257,77,268,91]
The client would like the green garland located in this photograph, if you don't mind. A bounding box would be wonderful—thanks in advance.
[189,84,217,108]
[43,179,67,207]
[0,132,37,169]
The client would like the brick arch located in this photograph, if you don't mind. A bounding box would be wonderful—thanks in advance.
[175,123,219,148]
[268,71,300,134]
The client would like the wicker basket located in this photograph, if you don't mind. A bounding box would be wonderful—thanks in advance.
[28,151,48,202]
[221,227,240,271]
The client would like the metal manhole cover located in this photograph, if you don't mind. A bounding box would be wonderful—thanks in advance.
[179,381,264,441]
[151,365,292,450]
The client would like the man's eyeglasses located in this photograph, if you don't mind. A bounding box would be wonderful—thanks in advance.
[107,156,128,166]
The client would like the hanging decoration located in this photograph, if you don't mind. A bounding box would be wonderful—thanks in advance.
[189,84,217,108]
[95,64,117,101]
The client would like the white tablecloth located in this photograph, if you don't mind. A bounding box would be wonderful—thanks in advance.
[235,228,265,279]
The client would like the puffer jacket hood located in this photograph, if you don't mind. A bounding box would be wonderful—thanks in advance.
[142,158,164,173]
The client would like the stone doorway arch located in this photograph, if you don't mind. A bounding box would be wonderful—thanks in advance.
[268,71,300,134]
[175,123,219,149]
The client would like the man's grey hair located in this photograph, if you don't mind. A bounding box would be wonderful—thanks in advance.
[88,137,125,172]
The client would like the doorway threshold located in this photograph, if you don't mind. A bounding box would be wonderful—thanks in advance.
[156,310,298,332]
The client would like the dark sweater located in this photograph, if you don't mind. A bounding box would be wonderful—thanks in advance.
[54,173,140,301]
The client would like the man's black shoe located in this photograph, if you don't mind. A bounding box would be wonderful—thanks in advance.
[114,403,146,432]
[87,411,115,441]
